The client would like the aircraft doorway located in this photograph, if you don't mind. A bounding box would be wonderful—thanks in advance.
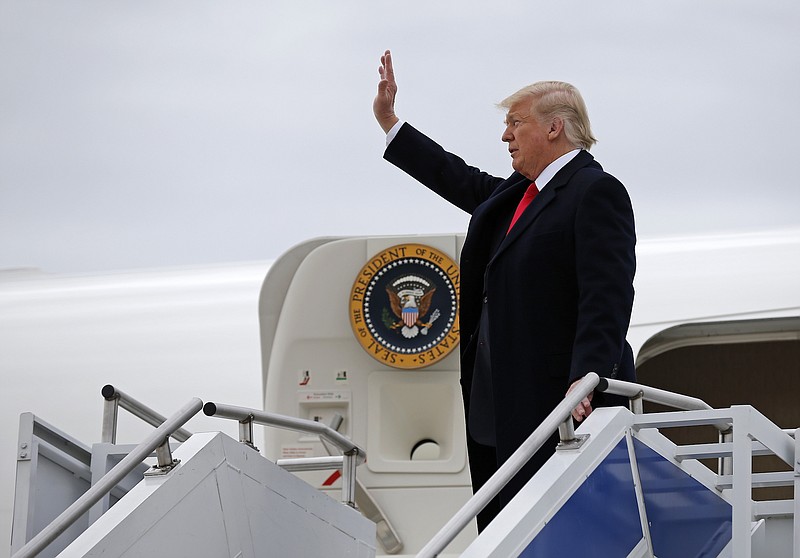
[635,316,800,499]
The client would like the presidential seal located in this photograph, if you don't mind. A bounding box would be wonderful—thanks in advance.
[349,244,460,369]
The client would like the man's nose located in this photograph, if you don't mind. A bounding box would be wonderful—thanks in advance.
[502,126,513,142]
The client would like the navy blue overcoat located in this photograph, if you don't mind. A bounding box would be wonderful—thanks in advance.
[385,123,636,526]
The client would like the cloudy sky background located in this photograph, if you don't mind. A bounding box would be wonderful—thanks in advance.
[1,0,798,274]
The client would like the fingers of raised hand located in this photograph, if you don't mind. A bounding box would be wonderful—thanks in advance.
[379,50,395,83]
[571,398,593,422]
[384,50,395,81]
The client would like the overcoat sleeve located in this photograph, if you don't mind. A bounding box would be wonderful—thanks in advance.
[569,171,636,383]
[383,123,505,214]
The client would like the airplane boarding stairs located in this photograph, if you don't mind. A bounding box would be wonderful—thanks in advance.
[10,375,800,557]
[423,374,800,558]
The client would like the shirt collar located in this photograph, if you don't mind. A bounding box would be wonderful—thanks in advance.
[534,149,581,190]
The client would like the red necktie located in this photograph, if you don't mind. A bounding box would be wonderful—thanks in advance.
[507,182,539,233]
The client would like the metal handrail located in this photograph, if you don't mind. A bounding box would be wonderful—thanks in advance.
[203,402,367,507]
[278,456,346,471]
[101,384,193,443]
[597,377,732,432]
[598,377,713,411]
[202,402,365,461]
[12,397,203,558]
[598,377,738,476]
[416,372,600,558]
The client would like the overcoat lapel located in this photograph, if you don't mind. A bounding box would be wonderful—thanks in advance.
[491,186,557,261]
[474,174,530,255]
[490,150,595,263]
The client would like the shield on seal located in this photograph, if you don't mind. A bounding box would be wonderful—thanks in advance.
[402,306,418,328]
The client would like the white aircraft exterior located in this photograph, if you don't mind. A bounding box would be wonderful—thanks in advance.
[1,227,798,557]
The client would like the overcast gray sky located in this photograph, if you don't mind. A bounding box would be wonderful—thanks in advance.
[1,0,798,274]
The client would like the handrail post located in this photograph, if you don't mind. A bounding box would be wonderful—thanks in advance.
[557,415,590,451]
[342,450,358,508]
[558,418,575,442]
[239,415,257,450]
[155,438,175,468]
[101,384,193,443]
[629,391,644,415]
[101,394,120,444]
[719,427,733,476]
[326,413,357,507]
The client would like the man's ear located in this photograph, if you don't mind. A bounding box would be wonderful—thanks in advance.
[548,117,564,139]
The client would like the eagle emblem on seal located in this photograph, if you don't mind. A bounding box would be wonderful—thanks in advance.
[349,243,460,370]
[384,275,441,339]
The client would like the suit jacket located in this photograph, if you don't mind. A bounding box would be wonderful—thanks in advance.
[384,123,636,523]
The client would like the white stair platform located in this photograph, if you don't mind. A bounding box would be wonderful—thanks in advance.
[461,406,796,558]
[57,431,376,558]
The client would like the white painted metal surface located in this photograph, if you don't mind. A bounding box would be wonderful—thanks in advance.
[10,415,93,558]
[13,399,203,558]
[258,234,476,556]
[460,408,637,558]
[58,432,376,558]
[459,403,798,558]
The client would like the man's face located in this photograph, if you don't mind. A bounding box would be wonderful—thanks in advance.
[502,98,553,181]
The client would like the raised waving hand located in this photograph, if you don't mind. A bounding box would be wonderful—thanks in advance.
[373,50,400,133]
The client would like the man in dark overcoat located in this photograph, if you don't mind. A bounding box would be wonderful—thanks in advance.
[373,50,637,530]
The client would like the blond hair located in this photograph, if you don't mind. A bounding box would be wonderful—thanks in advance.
[499,81,597,150]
